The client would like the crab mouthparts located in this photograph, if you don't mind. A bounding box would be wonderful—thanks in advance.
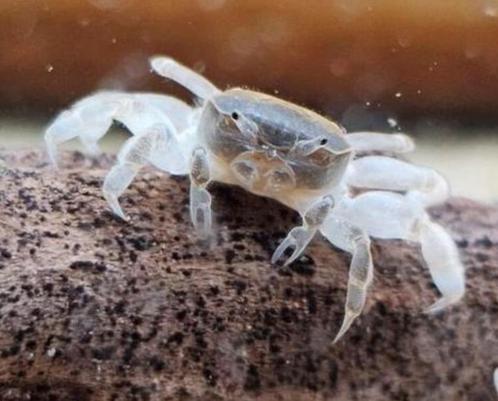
[230,150,296,193]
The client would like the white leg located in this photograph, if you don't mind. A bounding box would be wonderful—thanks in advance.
[189,147,213,239]
[319,217,373,343]
[44,93,118,166]
[44,91,193,166]
[334,191,465,313]
[418,217,465,313]
[346,132,414,153]
[134,93,193,132]
[103,124,183,220]
[347,156,449,206]
[150,56,220,100]
[45,111,80,166]
[272,195,334,266]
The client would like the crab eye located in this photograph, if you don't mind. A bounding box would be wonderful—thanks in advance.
[231,112,239,120]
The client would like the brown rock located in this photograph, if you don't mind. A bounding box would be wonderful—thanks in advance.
[0,150,497,401]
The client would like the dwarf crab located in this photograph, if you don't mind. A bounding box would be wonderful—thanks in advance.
[44,56,465,342]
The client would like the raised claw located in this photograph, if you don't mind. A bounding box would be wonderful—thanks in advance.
[150,56,220,100]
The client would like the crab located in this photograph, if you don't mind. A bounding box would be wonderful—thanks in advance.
[44,56,465,342]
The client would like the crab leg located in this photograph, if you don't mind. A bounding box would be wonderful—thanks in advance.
[346,132,414,153]
[319,216,373,343]
[271,195,334,266]
[347,156,449,206]
[103,124,180,220]
[189,147,213,239]
[44,91,192,167]
[150,56,220,100]
[45,93,117,166]
[336,232,372,343]
[331,191,464,318]
[417,217,465,312]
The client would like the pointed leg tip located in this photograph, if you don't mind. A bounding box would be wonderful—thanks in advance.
[114,210,129,221]
[104,196,128,222]
[48,160,60,170]
[197,229,212,241]
[332,313,357,345]
[46,150,59,169]
[331,329,346,345]
[282,253,299,267]
[424,296,459,314]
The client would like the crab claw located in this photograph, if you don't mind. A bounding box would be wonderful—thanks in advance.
[271,226,316,266]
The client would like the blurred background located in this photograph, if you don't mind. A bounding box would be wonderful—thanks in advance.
[0,0,497,202]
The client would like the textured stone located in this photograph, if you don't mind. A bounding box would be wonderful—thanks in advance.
[0,150,496,401]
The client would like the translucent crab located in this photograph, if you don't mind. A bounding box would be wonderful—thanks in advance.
[44,56,465,342]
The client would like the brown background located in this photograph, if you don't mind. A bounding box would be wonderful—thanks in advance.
[1,0,498,123]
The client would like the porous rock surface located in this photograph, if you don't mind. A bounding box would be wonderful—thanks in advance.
[0,150,496,401]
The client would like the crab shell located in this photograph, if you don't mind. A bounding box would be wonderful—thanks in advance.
[198,88,353,209]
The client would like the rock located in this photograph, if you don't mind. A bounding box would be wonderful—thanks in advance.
[0,150,497,401]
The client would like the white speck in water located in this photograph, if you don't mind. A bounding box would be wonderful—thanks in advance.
[46,64,54,72]
[111,37,117,44]
[395,92,402,98]
[417,89,422,95]
[47,348,56,358]
[397,32,412,48]
[387,117,398,128]
[365,101,371,107]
